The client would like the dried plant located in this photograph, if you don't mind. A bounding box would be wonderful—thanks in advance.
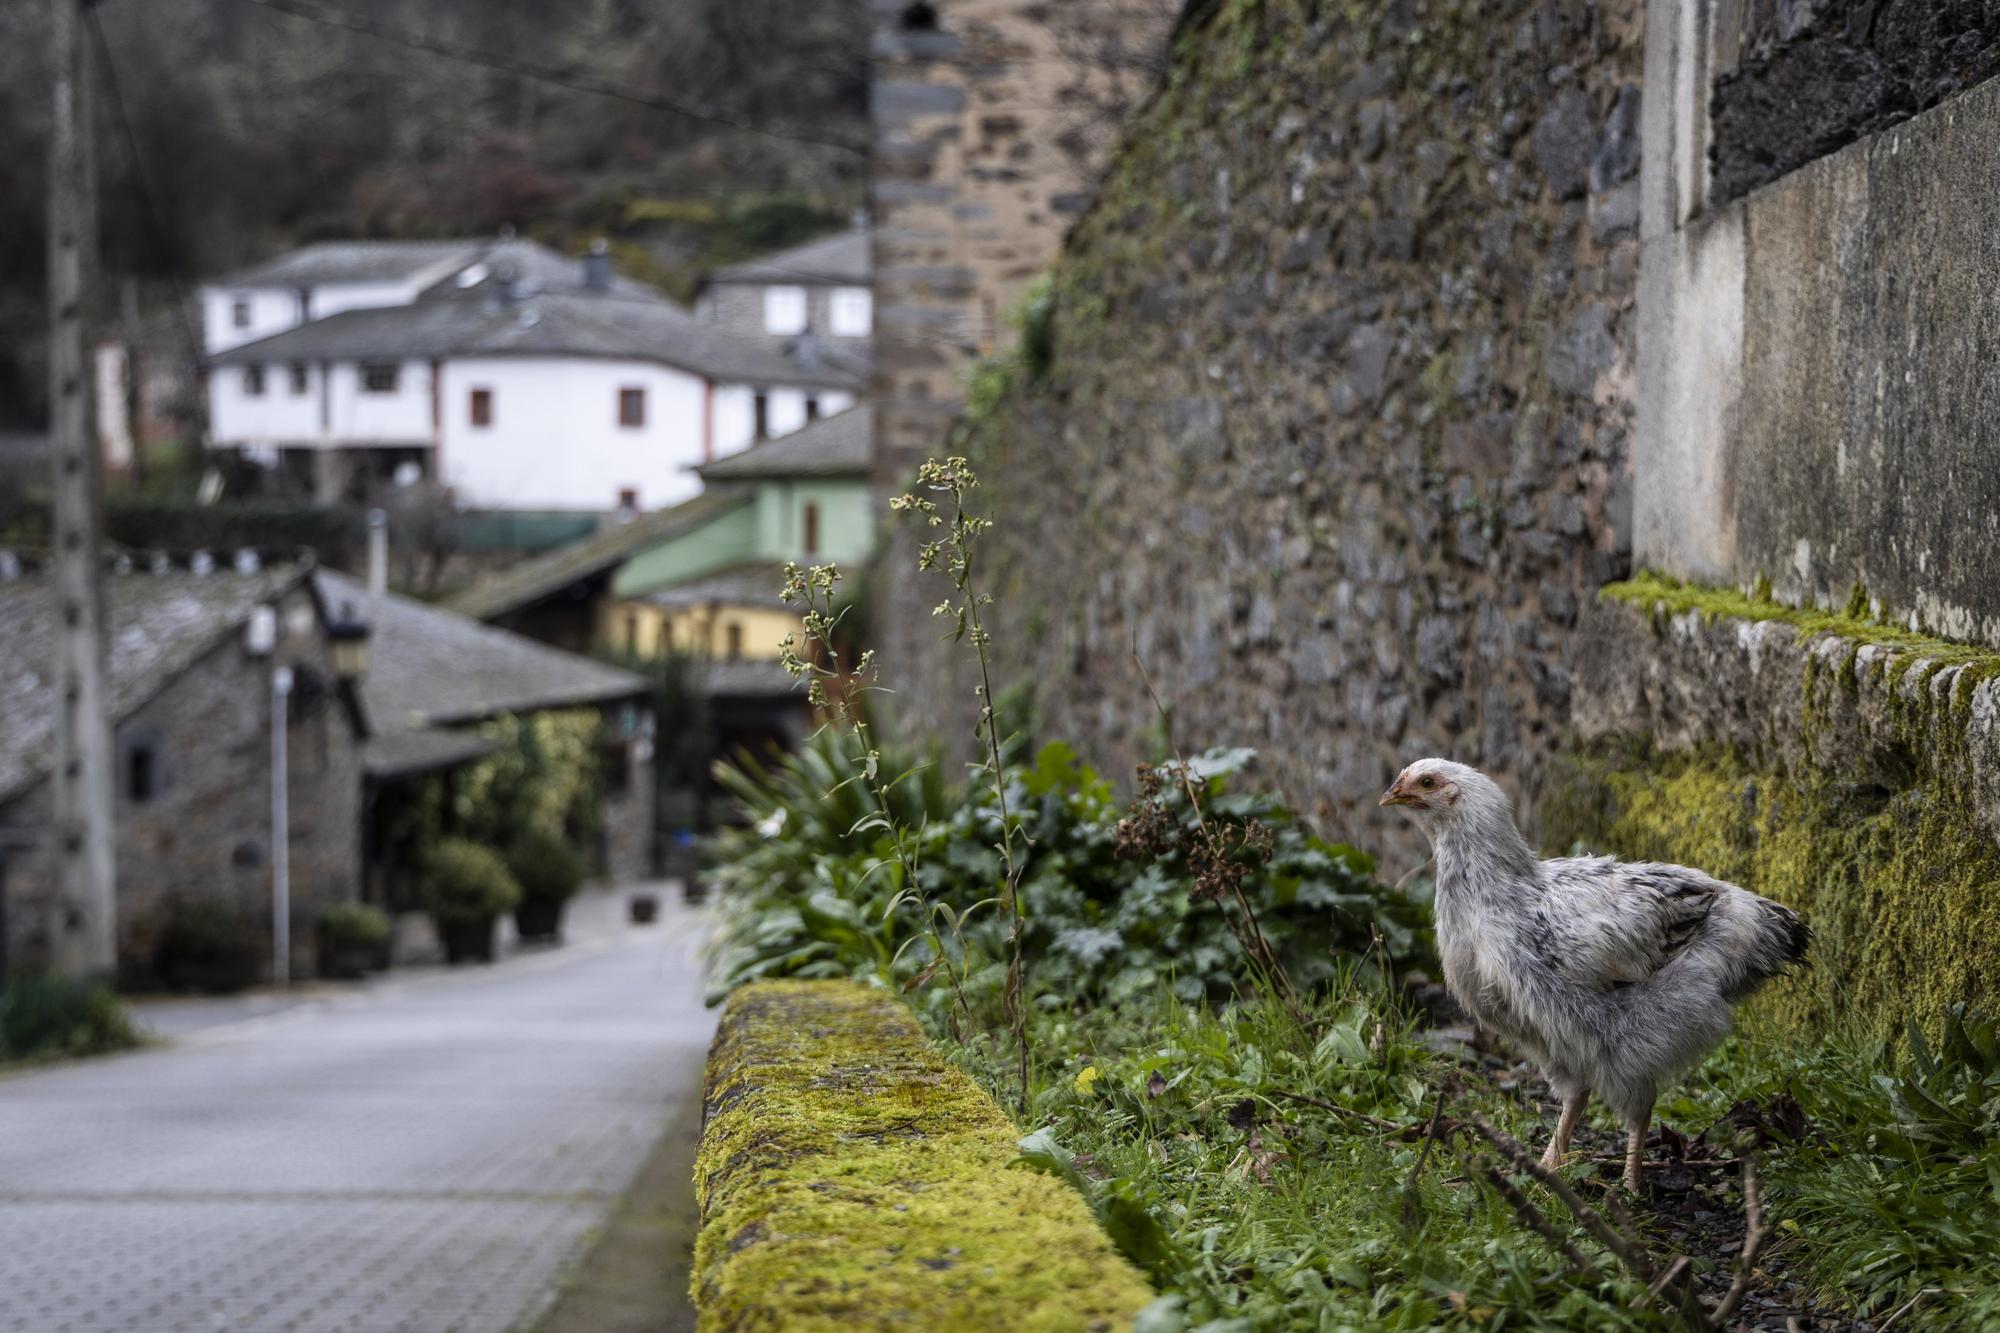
[891,457,1033,1110]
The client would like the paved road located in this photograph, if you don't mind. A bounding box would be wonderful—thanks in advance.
[0,892,716,1333]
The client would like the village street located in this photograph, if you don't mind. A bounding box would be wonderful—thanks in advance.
[0,890,715,1333]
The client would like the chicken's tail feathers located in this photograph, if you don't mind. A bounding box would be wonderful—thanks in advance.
[1723,896,1811,1001]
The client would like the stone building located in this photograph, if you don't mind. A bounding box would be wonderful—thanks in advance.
[869,0,1174,484]
[0,568,363,983]
[0,562,653,984]
[873,0,2000,1034]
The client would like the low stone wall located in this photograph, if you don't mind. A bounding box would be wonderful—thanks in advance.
[1545,579,2000,1040]
[691,980,1153,1330]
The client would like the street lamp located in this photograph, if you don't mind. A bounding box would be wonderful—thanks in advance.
[328,600,371,680]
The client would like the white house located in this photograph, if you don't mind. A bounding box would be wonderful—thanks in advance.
[203,239,861,510]
[696,227,874,351]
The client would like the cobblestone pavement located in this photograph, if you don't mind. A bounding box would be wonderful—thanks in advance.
[0,892,716,1333]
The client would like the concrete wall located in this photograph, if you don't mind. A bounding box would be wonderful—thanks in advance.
[0,583,362,983]
[1637,0,2000,643]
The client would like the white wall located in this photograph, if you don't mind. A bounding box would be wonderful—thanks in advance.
[307,281,421,319]
[209,359,433,447]
[710,384,860,457]
[201,287,302,354]
[438,357,711,511]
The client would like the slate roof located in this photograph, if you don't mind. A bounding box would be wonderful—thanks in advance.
[640,561,793,611]
[0,567,307,804]
[208,290,864,390]
[706,229,870,287]
[317,572,648,733]
[361,726,500,781]
[697,657,805,699]
[695,405,873,481]
[217,240,482,289]
[446,491,753,622]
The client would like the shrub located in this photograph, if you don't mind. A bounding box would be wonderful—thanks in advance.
[0,975,142,1062]
[422,839,522,926]
[155,900,261,991]
[506,828,587,906]
[317,902,392,949]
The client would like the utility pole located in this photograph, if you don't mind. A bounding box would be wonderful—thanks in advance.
[270,665,292,987]
[48,0,118,978]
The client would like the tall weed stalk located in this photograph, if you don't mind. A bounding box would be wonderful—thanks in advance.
[893,458,1033,1111]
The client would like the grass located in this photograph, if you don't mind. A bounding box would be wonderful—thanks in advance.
[930,979,2000,1331]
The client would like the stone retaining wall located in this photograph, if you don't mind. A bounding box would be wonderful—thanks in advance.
[691,979,1154,1330]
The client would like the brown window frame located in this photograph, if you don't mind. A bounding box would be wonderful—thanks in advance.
[469,387,494,427]
[803,501,820,556]
[725,622,744,661]
[618,386,646,428]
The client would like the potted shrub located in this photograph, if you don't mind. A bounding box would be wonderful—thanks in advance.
[316,903,392,980]
[422,839,521,965]
[506,828,586,943]
[155,901,261,993]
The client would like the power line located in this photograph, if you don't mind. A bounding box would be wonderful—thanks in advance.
[85,3,206,378]
[230,0,869,157]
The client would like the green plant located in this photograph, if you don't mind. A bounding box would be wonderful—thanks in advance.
[0,975,142,1063]
[422,839,522,926]
[154,900,260,989]
[317,902,392,949]
[506,828,588,906]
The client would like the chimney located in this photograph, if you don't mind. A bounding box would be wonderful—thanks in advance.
[582,238,613,292]
[366,508,388,597]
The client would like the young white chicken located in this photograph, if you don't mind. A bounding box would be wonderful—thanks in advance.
[1381,758,1810,1190]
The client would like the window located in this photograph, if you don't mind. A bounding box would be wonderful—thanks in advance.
[901,2,938,30]
[803,501,820,556]
[469,387,493,427]
[805,396,821,423]
[753,392,770,440]
[618,387,646,428]
[830,286,872,337]
[243,365,266,397]
[126,742,158,803]
[624,612,640,655]
[360,363,399,393]
[725,622,744,661]
[231,298,251,329]
[763,285,808,335]
[288,363,309,395]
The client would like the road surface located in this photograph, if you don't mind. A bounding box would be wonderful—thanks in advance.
[0,891,715,1333]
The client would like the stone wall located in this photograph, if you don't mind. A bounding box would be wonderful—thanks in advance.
[0,581,362,983]
[869,0,1172,486]
[878,0,1646,862]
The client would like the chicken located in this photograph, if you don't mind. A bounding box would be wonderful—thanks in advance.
[1381,758,1809,1190]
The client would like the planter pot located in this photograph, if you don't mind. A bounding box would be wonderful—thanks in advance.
[317,938,378,981]
[514,897,565,943]
[439,917,497,964]
[370,938,393,972]
[629,894,660,925]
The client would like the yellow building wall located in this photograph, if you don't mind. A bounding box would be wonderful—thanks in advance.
[602,599,803,662]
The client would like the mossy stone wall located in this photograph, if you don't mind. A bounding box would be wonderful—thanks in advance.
[692,980,1154,1330]
[1549,581,2000,1041]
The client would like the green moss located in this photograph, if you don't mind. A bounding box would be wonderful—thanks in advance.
[692,981,1154,1331]
[1551,577,2000,1044]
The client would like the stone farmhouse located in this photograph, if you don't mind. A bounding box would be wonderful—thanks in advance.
[0,561,650,985]
[201,238,861,512]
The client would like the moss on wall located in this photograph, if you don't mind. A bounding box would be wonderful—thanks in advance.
[1547,576,2000,1042]
[691,980,1154,1330]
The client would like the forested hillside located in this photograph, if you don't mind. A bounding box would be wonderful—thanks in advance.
[0,0,867,427]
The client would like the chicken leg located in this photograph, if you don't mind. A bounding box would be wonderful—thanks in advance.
[1541,1089,1589,1169]
[1623,1120,1647,1192]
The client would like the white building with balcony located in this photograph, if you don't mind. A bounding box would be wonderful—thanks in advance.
[202,239,861,510]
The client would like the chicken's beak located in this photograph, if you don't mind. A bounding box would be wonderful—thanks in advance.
[1379,783,1411,808]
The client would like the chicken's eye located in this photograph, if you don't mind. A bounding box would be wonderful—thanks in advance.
[1418,776,1436,789]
